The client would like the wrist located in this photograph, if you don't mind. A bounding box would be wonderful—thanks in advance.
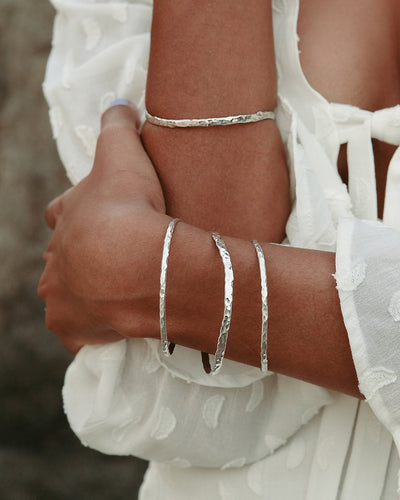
[163,222,262,366]
[109,217,226,353]
[161,222,222,353]
[101,209,171,341]
[141,119,290,242]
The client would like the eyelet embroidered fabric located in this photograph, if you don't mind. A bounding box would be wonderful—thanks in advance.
[45,0,400,498]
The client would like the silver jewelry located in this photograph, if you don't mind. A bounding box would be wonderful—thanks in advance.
[209,232,234,375]
[145,110,275,128]
[160,218,181,357]
[252,240,268,372]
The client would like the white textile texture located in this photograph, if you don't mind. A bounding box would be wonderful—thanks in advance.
[337,218,400,456]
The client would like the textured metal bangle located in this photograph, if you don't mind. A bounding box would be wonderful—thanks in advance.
[208,232,234,375]
[160,218,181,357]
[145,110,275,128]
[252,240,269,372]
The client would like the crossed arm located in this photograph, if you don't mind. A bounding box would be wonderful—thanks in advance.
[38,0,361,398]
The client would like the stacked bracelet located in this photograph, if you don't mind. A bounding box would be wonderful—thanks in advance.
[145,110,275,128]
[159,221,268,375]
[159,218,181,357]
[207,232,234,375]
[159,223,234,373]
[252,240,269,372]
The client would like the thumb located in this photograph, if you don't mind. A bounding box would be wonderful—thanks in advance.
[101,99,141,132]
[93,100,165,211]
[97,100,143,173]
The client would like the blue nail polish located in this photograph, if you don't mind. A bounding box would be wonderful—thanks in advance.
[110,98,130,107]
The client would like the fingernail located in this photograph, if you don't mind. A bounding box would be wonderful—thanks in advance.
[110,98,130,107]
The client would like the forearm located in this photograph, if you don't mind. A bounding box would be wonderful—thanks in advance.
[142,0,289,242]
[156,222,361,399]
[140,3,354,394]
[41,103,359,399]
[147,0,276,116]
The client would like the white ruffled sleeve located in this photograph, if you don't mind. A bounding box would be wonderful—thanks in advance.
[63,339,331,468]
[336,217,400,457]
[43,0,153,185]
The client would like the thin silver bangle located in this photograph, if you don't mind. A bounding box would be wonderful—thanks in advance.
[209,232,234,375]
[145,110,275,128]
[252,240,269,372]
[159,218,181,357]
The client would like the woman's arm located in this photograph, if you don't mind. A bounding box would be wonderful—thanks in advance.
[142,0,290,242]
[139,1,358,396]
[39,104,360,398]
[163,222,360,398]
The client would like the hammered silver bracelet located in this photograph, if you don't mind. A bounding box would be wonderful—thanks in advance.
[206,232,234,375]
[145,109,275,128]
[159,218,181,357]
[253,240,269,372]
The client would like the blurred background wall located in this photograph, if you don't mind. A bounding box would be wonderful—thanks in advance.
[0,1,147,497]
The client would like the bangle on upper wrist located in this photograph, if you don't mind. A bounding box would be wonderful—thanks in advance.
[145,109,275,128]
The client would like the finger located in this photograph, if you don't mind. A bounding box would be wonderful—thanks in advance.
[45,196,62,230]
[45,187,73,229]
[37,271,48,301]
[58,336,82,355]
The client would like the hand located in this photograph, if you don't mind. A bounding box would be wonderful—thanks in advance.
[38,104,168,353]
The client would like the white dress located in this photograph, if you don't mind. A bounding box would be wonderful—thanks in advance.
[43,0,400,498]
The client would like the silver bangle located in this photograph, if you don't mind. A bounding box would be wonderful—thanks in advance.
[145,109,275,128]
[159,218,181,357]
[208,232,234,375]
[252,240,269,372]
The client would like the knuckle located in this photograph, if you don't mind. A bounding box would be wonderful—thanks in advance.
[37,274,48,300]
[59,337,81,355]
[45,189,72,229]
[45,199,61,229]
[44,309,62,335]
[42,250,50,263]
[37,282,46,300]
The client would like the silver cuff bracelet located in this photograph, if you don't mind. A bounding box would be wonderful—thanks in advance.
[209,232,234,375]
[145,110,275,128]
[252,240,269,372]
[159,218,181,357]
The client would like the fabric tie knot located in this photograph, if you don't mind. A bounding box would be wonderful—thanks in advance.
[329,103,400,224]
